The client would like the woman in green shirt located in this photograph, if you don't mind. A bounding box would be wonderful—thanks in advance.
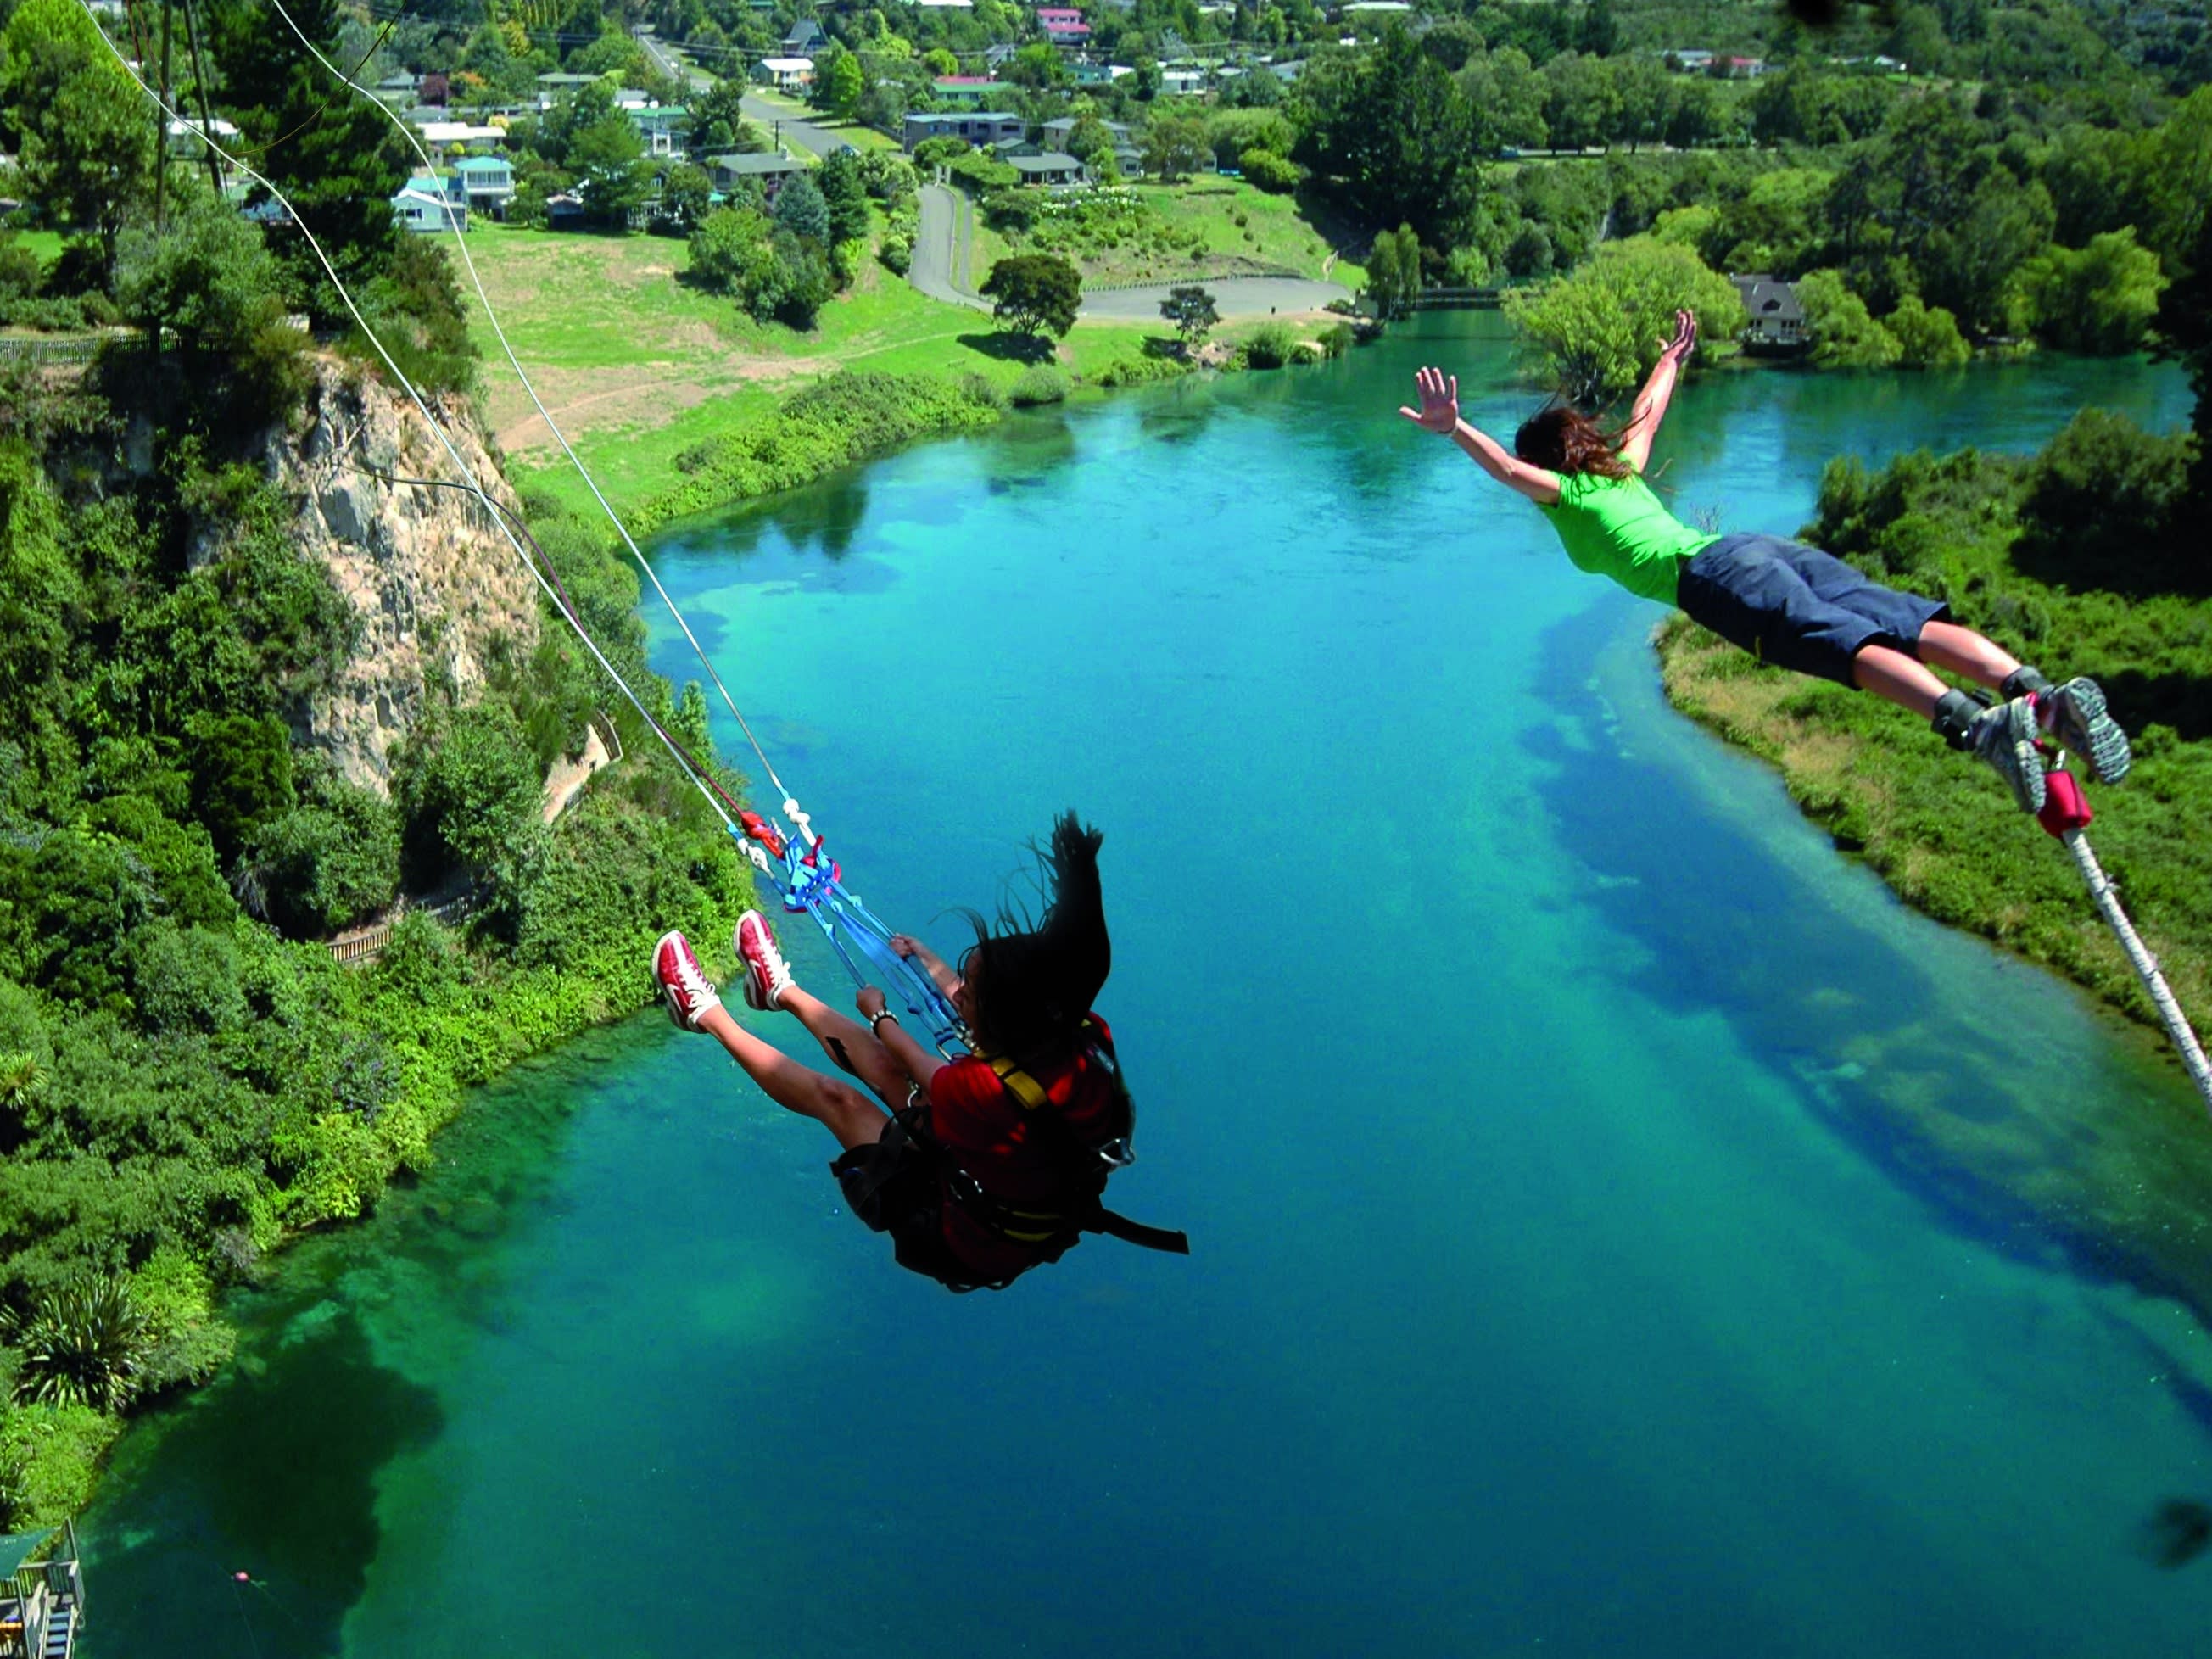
[1399,311,2131,814]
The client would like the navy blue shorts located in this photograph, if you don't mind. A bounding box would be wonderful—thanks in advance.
[1676,533,1949,687]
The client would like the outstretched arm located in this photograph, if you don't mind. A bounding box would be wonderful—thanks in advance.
[1399,367,1561,505]
[1618,310,1697,475]
[856,986,945,1093]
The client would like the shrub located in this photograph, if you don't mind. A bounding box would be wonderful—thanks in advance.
[1242,321,1298,367]
[981,189,1036,232]
[879,232,913,275]
[2014,408,2196,594]
[1316,321,1355,359]
[1008,366,1068,405]
[3,1275,149,1413]
[1090,354,1189,388]
[1884,295,1971,368]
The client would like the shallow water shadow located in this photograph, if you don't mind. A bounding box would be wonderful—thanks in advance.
[1524,597,2212,1331]
[87,1305,444,1658]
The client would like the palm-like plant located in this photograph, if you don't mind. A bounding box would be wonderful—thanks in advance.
[0,1050,46,1109]
[4,1276,150,1414]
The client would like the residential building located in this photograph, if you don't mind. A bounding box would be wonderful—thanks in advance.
[1714,54,1768,76]
[1667,47,1713,70]
[1730,273,1806,352]
[453,154,516,217]
[371,70,419,107]
[1008,150,1085,185]
[419,121,506,155]
[916,0,974,8]
[630,103,691,156]
[1159,66,1207,94]
[535,71,600,109]
[902,110,1025,149]
[165,115,241,155]
[708,149,807,203]
[1037,7,1091,44]
[783,19,827,53]
[392,184,468,233]
[758,56,815,92]
[933,75,1002,106]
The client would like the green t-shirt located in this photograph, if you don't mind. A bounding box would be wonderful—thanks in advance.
[1536,470,1717,606]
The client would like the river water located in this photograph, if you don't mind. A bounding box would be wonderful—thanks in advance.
[83,325,2210,1656]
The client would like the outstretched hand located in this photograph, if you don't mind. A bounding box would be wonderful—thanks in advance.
[1659,309,1698,365]
[1399,366,1460,435]
[888,934,922,959]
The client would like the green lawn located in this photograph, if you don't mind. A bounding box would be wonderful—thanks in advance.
[991,177,1362,288]
[8,229,65,266]
[746,88,902,152]
[459,222,1173,521]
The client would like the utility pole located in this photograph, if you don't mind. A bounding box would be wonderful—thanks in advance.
[155,0,172,232]
[180,0,224,198]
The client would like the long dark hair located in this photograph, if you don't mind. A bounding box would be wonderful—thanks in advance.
[1513,404,1632,479]
[963,813,1109,1069]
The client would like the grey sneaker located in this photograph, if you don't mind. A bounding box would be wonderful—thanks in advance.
[1969,697,2046,813]
[2042,678,2131,785]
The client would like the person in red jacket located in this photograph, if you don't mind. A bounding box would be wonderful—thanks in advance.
[652,813,1184,1290]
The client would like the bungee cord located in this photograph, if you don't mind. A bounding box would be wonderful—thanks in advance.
[260,0,802,820]
[89,5,740,840]
[92,0,961,1041]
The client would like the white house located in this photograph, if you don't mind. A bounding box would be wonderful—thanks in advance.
[758,56,814,92]
[392,186,467,233]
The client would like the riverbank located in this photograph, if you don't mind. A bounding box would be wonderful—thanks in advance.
[465,222,1354,528]
[1651,411,2210,1070]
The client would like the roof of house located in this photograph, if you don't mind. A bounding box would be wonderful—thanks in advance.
[419,122,506,144]
[1730,273,1804,321]
[711,150,806,171]
[760,56,815,71]
[1008,151,1083,172]
[936,75,998,85]
[454,154,512,173]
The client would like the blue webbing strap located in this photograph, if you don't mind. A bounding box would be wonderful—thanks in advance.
[734,826,966,1053]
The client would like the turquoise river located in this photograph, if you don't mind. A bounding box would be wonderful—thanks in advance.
[81,323,2211,1655]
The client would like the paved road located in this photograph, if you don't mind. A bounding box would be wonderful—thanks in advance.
[911,183,991,312]
[739,96,851,159]
[631,30,712,94]
[1078,276,1353,321]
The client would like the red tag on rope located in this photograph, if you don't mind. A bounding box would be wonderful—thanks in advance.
[2038,769,2093,838]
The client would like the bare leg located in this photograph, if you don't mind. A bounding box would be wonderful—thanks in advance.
[1915,621,2020,691]
[695,1004,888,1151]
[774,981,912,1108]
[1852,643,1956,720]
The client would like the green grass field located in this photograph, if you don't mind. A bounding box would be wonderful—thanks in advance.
[8,229,65,266]
[458,222,1165,520]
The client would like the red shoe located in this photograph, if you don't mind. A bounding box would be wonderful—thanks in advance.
[654,931,722,1031]
[734,911,794,1012]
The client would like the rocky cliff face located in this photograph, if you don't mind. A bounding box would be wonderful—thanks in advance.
[264,360,539,796]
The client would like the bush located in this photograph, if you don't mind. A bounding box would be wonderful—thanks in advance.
[1884,295,1971,368]
[1797,269,1902,369]
[878,232,913,275]
[1239,148,1302,193]
[394,701,542,889]
[1008,366,1068,405]
[1316,321,1355,359]
[2014,408,2196,593]
[981,189,1036,232]
[243,782,401,937]
[1242,321,1298,368]
[1091,354,1190,388]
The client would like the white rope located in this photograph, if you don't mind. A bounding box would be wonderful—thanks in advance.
[259,0,808,832]
[2060,826,2212,1116]
[86,4,736,832]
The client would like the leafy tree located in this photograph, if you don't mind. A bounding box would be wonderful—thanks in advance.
[395,700,542,887]
[1363,222,1421,320]
[1142,113,1212,182]
[818,45,866,117]
[1160,283,1219,349]
[2019,229,2169,354]
[2152,204,2212,525]
[1502,236,1746,402]
[243,783,401,937]
[690,205,774,293]
[982,254,1081,342]
[0,0,152,288]
[1294,28,1483,244]
[1455,46,1548,151]
[185,712,297,864]
[1796,269,1902,368]
[209,0,406,322]
[570,100,651,226]
[116,178,310,420]
[774,172,831,243]
[1541,51,1618,150]
[690,81,764,154]
[1882,293,1971,367]
[658,164,714,234]
[817,148,871,245]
